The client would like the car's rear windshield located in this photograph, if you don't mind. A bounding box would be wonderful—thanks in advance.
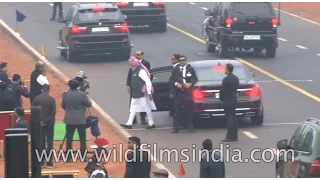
[78,8,120,21]
[195,65,250,81]
[232,2,273,17]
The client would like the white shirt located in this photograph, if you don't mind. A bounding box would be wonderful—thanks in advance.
[173,63,179,67]
[180,66,186,84]
[138,69,152,95]
[37,74,49,86]
[16,118,22,123]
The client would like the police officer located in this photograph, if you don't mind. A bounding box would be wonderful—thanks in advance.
[6,74,30,108]
[170,55,198,133]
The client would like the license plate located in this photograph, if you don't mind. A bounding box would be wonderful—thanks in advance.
[215,93,220,99]
[92,27,109,32]
[133,2,149,6]
[243,35,261,40]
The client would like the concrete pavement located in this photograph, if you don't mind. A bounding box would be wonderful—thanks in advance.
[1,2,320,177]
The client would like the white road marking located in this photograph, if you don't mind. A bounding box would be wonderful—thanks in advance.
[256,79,313,83]
[242,131,258,139]
[189,2,195,5]
[295,45,307,49]
[201,7,208,10]
[278,38,288,42]
[274,8,320,26]
[0,18,176,178]
[198,52,214,55]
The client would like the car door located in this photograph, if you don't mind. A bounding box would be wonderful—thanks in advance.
[61,7,76,44]
[291,125,315,178]
[281,125,305,178]
[150,66,173,112]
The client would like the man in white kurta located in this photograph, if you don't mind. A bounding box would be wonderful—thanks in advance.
[120,57,156,129]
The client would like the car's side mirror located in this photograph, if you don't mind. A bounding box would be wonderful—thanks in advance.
[277,139,288,150]
[250,72,255,77]
[205,10,212,16]
[123,15,127,20]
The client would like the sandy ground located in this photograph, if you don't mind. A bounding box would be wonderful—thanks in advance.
[0,30,125,178]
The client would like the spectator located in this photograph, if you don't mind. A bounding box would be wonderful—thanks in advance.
[124,136,151,178]
[0,80,15,111]
[30,60,49,104]
[199,139,225,178]
[0,62,11,84]
[62,80,92,160]
[153,169,169,178]
[6,74,30,108]
[32,84,56,168]
[13,107,29,133]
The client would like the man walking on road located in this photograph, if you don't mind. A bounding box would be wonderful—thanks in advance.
[50,2,64,21]
[170,55,197,133]
[30,60,49,105]
[32,84,56,168]
[220,63,239,142]
[124,136,151,178]
[126,50,151,125]
[200,139,225,178]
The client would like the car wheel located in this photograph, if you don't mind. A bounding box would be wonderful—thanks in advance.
[251,111,264,125]
[254,48,263,53]
[156,22,167,32]
[218,43,229,58]
[206,35,216,53]
[60,50,67,57]
[67,49,77,62]
[266,46,276,58]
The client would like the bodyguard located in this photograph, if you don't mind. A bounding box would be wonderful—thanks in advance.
[30,61,49,104]
[6,74,30,108]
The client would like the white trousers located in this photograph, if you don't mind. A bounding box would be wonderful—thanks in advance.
[125,110,154,126]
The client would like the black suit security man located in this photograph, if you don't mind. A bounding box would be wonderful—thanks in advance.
[220,63,239,142]
[126,50,151,125]
[170,55,198,133]
[168,54,180,118]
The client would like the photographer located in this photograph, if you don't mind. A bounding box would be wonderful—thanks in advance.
[75,71,90,94]
[6,74,30,108]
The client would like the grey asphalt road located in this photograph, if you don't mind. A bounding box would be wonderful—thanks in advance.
[1,2,320,177]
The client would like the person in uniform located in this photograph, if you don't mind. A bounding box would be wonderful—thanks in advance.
[126,50,151,125]
[30,60,49,104]
[220,63,239,142]
[50,2,63,21]
[121,56,156,129]
[170,55,198,133]
[153,169,169,178]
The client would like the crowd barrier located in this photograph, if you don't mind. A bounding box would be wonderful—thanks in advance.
[0,110,31,141]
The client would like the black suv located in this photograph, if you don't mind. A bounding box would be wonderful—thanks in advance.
[276,118,320,178]
[203,2,280,58]
[57,3,132,62]
[115,2,167,32]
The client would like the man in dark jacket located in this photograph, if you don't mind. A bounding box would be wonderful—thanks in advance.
[6,74,30,108]
[220,63,240,142]
[168,54,180,118]
[170,55,198,133]
[0,62,11,84]
[126,50,151,125]
[13,107,29,133]
[32,84,56,168]
[30,60,49,104]
[200,139,225,178]
[0,80,15,111]
[124,136,151,178]
[62,80,92,158]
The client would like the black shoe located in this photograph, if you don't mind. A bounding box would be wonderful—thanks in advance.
[120,124,132,129]
[221,139,237,142]
[145,124,156,129]
[50,18,55,21]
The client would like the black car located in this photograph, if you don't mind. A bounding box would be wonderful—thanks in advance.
[202,2,281,58]
[150,59,264,125]
[115,2,167,32]
[57,3,132,62]
[276,118,320,178]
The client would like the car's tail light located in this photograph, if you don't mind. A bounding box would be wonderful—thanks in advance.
[245,85,261,98]
[271,17,278,28]
[71,25,87,34]
[153,2,165,7]
[225,17,233,28]
[115,2,129,8]
[114,23,128,33]
[92,7,105,12]
[310,158,320,174]
[192,88,208,101]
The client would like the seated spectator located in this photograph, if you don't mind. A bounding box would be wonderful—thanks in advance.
[13,107,29,133]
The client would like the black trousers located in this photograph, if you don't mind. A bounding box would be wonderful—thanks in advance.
[51,2,63,19]
[66,124,87,155]
[41,125,54,166]
[224,107,238,140]
[173,92,193,131]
